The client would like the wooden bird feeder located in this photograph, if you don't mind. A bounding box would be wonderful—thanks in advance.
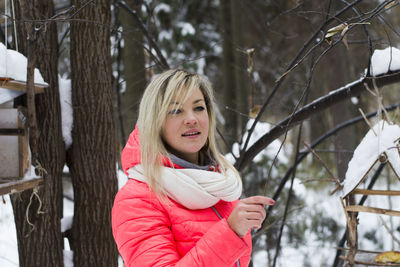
[0,41,49,195]
[0,80,47,196]
[339,120,400,266]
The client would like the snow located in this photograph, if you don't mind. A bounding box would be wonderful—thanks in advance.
[158,30,173,41]
[154,3,171,14]
[369,47,400,76]
[226,119,290,164]
[63,250,73,267]
[22,165,41,181]
[58,76,73,149]
[61,216,73,233]
[341,120,400,197]
[177,22,195,36]
[0,89,24,105]
[307,77,364,110]
[351,96,359,104]
[118,169,128,189]
[0,42,47,85]
[253,180,347,267]
[253,250,269,266]
[0,195,18,266]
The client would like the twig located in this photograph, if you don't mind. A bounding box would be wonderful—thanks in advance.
[300,177,339,184]
[116,0,170,69]
[379,216,400,246]
[261,205,305,232]
[237,0,400,171]
[373,78,392,123]
[113,22,126,145]
[359,108,377,136]
[272,123,304,267]
[303,141,342,189]
[234,70,400,171]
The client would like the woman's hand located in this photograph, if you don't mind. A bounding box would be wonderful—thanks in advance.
[227,196,275,238]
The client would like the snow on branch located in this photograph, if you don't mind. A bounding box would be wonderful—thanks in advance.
[370,47,400,76]
[235,69,400,171]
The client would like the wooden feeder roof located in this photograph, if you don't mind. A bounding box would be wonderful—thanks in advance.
[341,120,400,197]
[0,77,48,105]
[0,42,48,104]
[0,78,47,93]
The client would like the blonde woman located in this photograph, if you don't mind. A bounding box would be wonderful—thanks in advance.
[112,69,275,267]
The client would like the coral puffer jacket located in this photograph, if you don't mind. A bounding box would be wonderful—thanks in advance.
[112,126,252,266]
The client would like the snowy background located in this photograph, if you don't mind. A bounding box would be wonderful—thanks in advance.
[1,43,400,266]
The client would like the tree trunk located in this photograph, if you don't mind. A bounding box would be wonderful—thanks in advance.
[326,47,355,180]
[220,0,248,147]
[11,1,64,266]
[231,0,248,137]
[69,0,118,266]
[220,0,238,146]
[119,0,146,143]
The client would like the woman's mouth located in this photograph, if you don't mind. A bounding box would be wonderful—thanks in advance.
[182,131,200,137]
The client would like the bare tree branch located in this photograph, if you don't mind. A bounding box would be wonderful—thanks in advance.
[116,0,170,70]
[241,0,365,154]
[241,0,396,163]
[252,101,400,240]
[272,123,304,267]
[235,71,400,171]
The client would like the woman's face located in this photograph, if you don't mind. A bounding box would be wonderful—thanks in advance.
[161,88,209,164]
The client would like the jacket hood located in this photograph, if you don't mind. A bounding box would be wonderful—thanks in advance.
[121,125,183,174]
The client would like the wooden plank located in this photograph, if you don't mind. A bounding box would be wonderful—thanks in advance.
[346,205,400,217]
[0,128,25,136]
[340,256,400,266]
[353,189,400,196]
[0,177,43,196]
[0,80,46,94]
[18,106,29,178]
[335,247,382,254]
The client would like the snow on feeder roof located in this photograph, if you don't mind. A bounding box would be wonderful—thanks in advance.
[0,42,48,104]
[341,120,400,197]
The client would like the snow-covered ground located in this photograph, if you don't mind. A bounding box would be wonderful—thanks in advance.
[2,167,398,266]
[0,195,18,266]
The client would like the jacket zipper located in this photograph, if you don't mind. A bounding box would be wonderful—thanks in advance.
[211,206,241,267]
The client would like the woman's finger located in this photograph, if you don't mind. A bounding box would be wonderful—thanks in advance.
[241,196,275,206]
[243,211,265,220]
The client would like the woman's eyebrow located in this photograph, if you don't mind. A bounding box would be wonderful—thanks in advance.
[168,99,204,106]
[193,99,205,104]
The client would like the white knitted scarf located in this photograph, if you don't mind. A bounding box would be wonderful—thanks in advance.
[127,165,242,210]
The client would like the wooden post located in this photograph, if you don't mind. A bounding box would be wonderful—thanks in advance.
[18,107,29,177]
[346,194,358,267]
[21,0,39,166]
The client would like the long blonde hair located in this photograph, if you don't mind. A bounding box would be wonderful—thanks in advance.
[138,69,240,196]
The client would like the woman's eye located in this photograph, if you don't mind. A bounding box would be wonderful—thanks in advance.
[168,109,181,115]
[194,106,205,111]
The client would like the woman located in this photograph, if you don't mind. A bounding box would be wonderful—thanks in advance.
[112,69,275,267]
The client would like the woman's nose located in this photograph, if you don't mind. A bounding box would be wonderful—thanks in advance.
[184,112,197,125]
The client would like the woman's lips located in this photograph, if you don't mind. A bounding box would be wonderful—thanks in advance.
[182,131,200,137]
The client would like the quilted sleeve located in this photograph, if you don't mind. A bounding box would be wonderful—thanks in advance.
[112,188,249,267]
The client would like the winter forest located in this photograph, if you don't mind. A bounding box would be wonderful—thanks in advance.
[1,0,400,266]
